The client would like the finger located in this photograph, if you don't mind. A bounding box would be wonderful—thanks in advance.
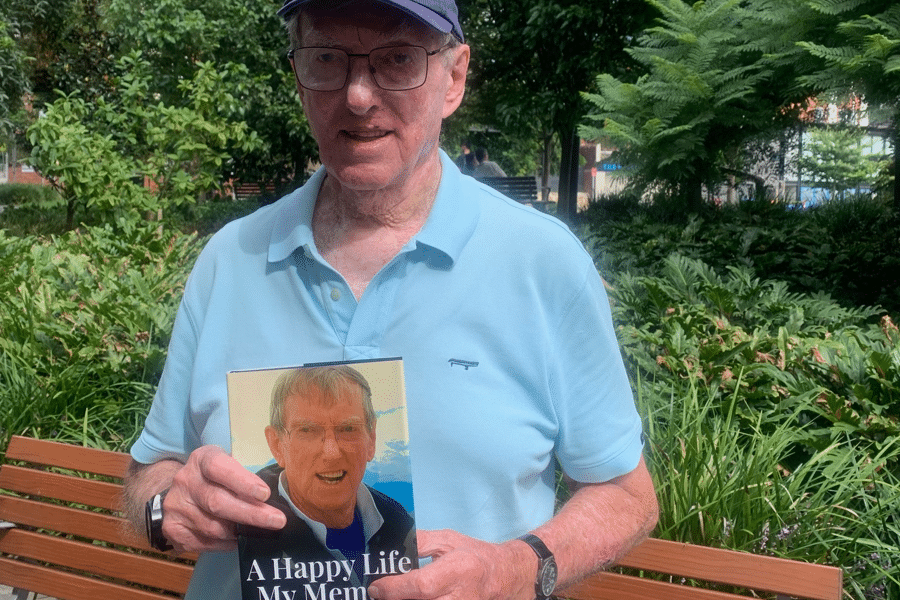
[194,446,271,503]
[172,450,286,531]
[368,566,448,600]
[167,521,239,553]
[415,529,464,558]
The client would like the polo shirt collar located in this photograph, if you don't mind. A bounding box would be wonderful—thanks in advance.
[409,150,480,264]
[267,150,479,266]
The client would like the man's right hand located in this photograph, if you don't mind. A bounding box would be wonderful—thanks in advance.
[130,445,287,554]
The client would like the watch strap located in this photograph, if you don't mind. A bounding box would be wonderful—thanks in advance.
[517,533,557,600]
[518,533,552,560]
[146,488,173,552]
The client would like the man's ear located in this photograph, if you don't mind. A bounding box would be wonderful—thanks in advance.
[265,426,286,467]
[442,44,470,119]
[366,425,377,462]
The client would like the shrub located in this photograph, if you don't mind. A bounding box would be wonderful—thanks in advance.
[0,183,55,207]
[583,194,900,316]
[604,253,899,598]
[0,223,205,451]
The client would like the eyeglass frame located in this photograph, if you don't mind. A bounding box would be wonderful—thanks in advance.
[281,419,371,446]
[286,43,453,92]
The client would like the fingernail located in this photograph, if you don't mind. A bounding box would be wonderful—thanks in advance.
[367,585,381,599]
[270,512,287,529]
[253,486,269,502]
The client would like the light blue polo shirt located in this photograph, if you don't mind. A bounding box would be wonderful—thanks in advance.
[132,150,643,599]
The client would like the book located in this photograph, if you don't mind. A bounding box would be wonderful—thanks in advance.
[227,358,417,600]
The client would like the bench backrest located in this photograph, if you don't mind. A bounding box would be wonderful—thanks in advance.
[0,435,195,600]
[475,176,539,203]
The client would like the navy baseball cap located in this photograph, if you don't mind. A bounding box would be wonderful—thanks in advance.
[277,0,464,42]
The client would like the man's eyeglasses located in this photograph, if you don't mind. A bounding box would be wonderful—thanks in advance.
[284,421,368,445]
[287,44,451,92]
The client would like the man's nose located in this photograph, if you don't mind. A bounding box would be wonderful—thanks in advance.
[345,58,380,114]
[321,429,341,457]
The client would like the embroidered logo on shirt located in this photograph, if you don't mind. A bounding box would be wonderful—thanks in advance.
[449,359,479,370]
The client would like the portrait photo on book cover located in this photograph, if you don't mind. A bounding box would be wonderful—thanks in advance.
[227,358,417,599]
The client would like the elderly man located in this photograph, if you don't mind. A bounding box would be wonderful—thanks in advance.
[239,366,415,594]
[124,1,658,599]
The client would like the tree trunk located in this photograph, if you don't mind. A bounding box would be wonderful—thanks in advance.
[689,181,703,211]
[557,128,580,225]
[541,133,552,203]
[66,196,76,231]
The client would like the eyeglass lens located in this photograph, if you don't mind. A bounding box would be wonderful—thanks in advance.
[288,422,366,445]
[292,46,429,91]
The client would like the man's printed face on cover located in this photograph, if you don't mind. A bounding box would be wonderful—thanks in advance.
[268,384,376,528]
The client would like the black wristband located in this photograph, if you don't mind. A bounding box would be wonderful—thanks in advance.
[145,488,174,552]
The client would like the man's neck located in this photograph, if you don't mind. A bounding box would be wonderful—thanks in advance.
[312,161,442,300]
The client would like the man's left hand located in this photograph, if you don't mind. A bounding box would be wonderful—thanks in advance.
[367,529,535,600]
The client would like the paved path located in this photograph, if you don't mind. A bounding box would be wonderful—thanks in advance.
[0,585,55,599]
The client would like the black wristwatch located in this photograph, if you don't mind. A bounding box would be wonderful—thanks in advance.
[145,488,174,551]
[518,533,558,600]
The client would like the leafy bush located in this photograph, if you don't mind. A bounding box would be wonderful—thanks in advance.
[583,194,900,316]
[604,254,899,598]
[0,183,55,206]
[25,51,260,230]
[0,223,204,451]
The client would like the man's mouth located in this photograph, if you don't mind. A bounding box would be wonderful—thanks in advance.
[316,470,347,484]
[343,130,389,141]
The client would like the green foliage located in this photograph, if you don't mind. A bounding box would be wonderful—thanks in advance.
[580,0,798,207]
[792,0,900,210]
[796,2,900,103]
[583,193,900,314]
[614,254,897,442]
[0,224,204,451]
[456,0,655,196]
[0,183,55,206]
[106,0,318,192]
[642,376,900,597]
[26,52,260,229]
[603,253,900,597]
[800,126,884,199]
[0,14,30,138]
[26,91,153,229]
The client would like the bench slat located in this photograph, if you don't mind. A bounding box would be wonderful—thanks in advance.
[615,538,842,600]
[0,556,178,600]
[0,495,147,550]
[561,570,757,600]
[0,464,121,511]
[0,528,192,594]
[6,437,129,479]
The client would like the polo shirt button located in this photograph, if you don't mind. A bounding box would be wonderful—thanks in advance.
[331,288,341,301]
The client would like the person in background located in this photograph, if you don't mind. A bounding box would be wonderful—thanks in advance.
[473,147,507,177]
[454,140,473,174]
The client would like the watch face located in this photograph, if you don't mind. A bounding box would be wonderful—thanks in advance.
[539,560,558,597]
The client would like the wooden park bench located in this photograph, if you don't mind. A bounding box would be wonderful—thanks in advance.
[0,435,843,600]
[475,176,552,212]
[0,436,194,600]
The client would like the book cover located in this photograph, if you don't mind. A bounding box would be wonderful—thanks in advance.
[227,358,417,600]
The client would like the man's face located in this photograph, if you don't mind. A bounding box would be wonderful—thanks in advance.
[295,7,469,195]
[266,384,376,529]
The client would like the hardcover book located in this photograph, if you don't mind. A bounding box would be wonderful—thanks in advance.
[227,358,417,600]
